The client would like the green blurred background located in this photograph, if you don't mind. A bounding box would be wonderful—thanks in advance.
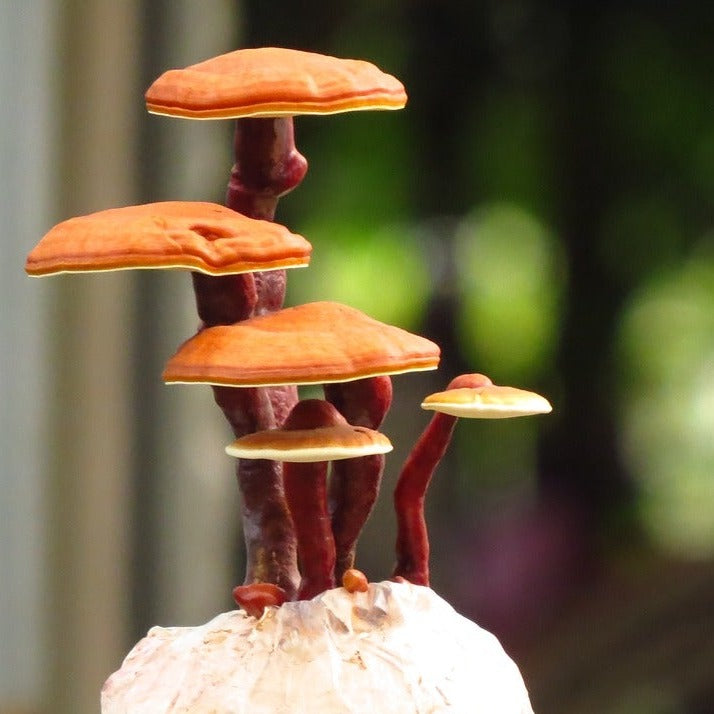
[2,1,714,713]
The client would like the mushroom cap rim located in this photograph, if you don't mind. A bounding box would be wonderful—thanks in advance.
[146,100,405,121]
[26,259,308,278]
[165,361,438,388]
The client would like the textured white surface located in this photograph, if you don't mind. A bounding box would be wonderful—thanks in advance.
[102,581,534,713]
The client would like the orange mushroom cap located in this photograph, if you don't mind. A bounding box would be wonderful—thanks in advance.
[163,301,440,387]
[421,380,552,419]
[25,201,311,277]
[145,47,407,120]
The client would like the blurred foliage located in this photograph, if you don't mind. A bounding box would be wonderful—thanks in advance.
[251,1,714,564]
[211,2,714,711]
[618,248,714,557]
[454,202,565,381]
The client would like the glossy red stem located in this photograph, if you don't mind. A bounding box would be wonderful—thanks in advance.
[190,117,307,599]
[214,386,299,597]
[324,376,393,579]
[280,399,347,600]
[392,412,457,586]
[392,373,493,586]
[284,460,335,600]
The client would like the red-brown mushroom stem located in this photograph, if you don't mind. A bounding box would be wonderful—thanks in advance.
[191,116,308,598]
[392,411,456,586]
[226,117,308,221]
[192,117,307,326]
[214,386,299,598]
[324,376,393,579]
[393,374,492,586]
[284,459,334,600]
[280,399,346,600]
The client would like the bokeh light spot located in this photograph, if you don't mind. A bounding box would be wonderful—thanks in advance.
[617,252,714,557]
[454,202,564,381]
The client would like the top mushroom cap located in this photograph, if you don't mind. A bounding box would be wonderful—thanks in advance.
[421,378,552,419]
[163,301,440,387]
[25,201,311,277]
[145,47,407,119]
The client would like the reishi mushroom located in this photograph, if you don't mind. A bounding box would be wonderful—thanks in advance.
[146,48,409,600]
[145,47,407,119]
[226,399,392,600]
[24,201,311,278]
[24,36,552,712]
[163,301,440,387]
[393,373,552,586]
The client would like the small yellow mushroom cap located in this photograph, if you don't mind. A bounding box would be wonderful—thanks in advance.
[421,382,552,419]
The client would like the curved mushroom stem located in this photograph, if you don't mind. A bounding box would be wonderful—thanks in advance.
[190,116,308,598]
[392,412,457,586]
[324,376,393,579]
[393,374,492,586]
[280,400,346,600]
[284,460,334,600]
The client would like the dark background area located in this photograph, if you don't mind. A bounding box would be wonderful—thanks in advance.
[130,2,714,712]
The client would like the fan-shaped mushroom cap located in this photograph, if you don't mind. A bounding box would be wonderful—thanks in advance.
[421,380,552,419]
[163,301,440,387]
[25,201,311,277]
[145,47,407,120]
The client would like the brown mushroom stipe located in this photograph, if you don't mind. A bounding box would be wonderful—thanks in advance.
[24,201,312,277]
[393,374,552,586]
[145,47,407,119]
[226,399,393,601]
[324,376,393,580]
[146,48,409,600]
[213,387,300,596]
[163,301,440,387]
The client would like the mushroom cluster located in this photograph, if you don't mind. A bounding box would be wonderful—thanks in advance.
[26,46,551,713]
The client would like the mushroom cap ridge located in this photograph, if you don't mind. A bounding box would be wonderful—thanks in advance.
[146,47,407,119]
[25,201,311,277]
